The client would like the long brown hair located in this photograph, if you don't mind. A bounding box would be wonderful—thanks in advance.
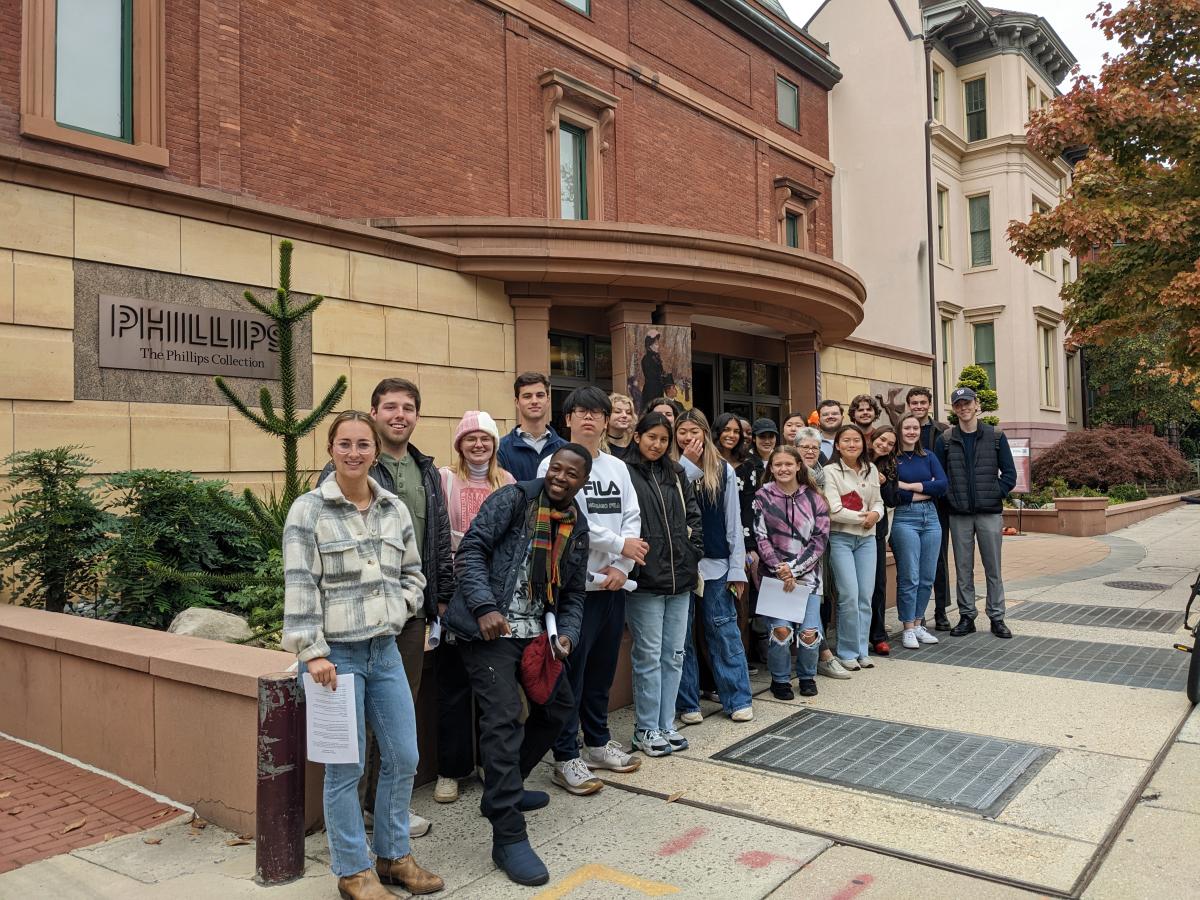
[765,445,817,491]
[870,425,898,480]
[895,413,927,456]
[674,408,724,499]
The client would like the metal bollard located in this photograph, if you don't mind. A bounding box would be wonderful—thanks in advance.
[255,672,306,885]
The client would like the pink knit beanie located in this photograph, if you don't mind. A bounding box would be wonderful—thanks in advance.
[453,410,501,453]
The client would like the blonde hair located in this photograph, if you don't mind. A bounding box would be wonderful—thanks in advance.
[451,448,508,491]
[674,408,723,499]
[600,392,636,453]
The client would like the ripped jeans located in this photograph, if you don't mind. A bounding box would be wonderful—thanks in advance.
[761,591,823,683]
[625,590,691,734]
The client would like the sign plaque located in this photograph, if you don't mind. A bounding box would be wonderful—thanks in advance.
[1010,438,1031,494]
[98,295,280,380]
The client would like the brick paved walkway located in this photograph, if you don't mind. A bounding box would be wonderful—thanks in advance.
[0,737,184,874]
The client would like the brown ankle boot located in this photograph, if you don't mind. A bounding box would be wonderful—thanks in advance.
[376,854,445,894]
[336,867,392,900]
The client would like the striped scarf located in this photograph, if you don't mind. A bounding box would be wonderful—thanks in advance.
[531,493,577,610]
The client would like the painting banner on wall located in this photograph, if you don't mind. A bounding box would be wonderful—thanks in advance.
[627,324,692,413]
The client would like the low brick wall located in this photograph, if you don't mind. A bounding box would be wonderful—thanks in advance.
[1003,492,1198,537]
[0,605,324,835]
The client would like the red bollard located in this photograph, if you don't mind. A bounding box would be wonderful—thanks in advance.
[255,672,306,885]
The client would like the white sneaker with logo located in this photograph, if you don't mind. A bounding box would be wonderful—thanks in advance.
[902,629,920,649]
[552,758,604,795]
[584,740,642,773]
[914,625,940,644]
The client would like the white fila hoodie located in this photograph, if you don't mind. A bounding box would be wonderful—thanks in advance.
[538,450,641,591]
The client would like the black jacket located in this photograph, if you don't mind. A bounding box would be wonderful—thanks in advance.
[443,479,588,646]
[934,425,1017,515]
[736,455,768,552]
[317,443,453,618]
[626,455,703,595]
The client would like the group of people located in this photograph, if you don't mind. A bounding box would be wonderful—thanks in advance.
[281,372,1018,897]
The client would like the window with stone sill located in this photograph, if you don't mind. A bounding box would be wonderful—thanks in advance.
[541,70,615,222]
[21,0,168,167]
[776,75,799,131]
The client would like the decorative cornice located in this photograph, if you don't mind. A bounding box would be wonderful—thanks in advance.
[1032,304,1063,327]
[963,303,1005,323]
[937,299,965,317]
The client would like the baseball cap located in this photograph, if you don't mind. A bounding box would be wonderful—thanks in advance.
[752,417,779,436]
[950,387,978,404]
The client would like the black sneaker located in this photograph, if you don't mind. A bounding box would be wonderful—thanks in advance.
[934,618,952,632]
[798,679,818,697]
[770,680,795,700]
[950,618,976,636]
[990,619,1013,639]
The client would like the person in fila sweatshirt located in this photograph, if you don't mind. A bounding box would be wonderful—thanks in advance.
[537,386,647,795]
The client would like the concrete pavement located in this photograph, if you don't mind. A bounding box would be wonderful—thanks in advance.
[1,505,1197,899]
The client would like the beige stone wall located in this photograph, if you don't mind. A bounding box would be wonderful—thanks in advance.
[820,345,932,408]
[0,182,516,491]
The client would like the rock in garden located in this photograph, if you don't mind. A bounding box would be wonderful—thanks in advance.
[167,608,253,643]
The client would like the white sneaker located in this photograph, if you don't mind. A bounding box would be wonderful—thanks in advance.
[857,656,875,668]
[817,657,852,680]
[584,740,642,773]
[433,776,459,804]
[730,706,754,722]
[678,710,704,726]
[632,729,671,757]
[408,809,431,837]
[839,657,861,671]
[914,625,940,644]
[902,628,920,649]
[552,758,604,795]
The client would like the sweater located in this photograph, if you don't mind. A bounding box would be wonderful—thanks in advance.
[821,460,886,536]
[752,481,829,585]
[281,477,426,662]
[893,450,949,505]
[439,466,516,553]
[680,456,748,584]
[538,450,641,590]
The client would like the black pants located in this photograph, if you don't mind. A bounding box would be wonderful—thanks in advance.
[460,636,574,845]
[435,640,478,780]
[552,590,625,760]
[932,503,951,622]
[870,518,890,644]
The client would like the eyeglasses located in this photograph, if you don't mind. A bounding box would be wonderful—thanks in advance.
[568,409,606,420]
[333,440,376,454]
[797,445,820,453]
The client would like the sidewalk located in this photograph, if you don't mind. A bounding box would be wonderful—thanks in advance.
[0,505,1196,899]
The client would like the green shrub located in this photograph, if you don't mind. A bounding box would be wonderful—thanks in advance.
[0,447,111,612]
[948,364,1000,427]
[227,549,285,645]
[99,470,259,629]
[1106,483,1148,504]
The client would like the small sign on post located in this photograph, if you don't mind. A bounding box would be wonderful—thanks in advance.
[1010,438,1031,494]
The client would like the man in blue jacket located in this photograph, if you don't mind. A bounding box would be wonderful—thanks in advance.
[445,444,591,887]
[497,372,567,481]
[934,388,1018,639]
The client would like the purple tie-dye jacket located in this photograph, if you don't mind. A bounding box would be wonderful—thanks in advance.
[751,480,830,582]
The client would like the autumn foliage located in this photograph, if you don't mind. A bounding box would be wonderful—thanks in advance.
[1008,0,1200,378]
[1030,426,1193,489]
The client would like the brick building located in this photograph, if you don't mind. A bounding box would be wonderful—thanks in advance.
[0,0,913,490]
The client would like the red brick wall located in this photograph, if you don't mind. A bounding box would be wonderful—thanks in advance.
[0,0,834,249]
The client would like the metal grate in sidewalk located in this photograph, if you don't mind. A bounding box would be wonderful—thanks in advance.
[1006,602,1179,633]
[892,632,1188,690]
[714,710,1053,816]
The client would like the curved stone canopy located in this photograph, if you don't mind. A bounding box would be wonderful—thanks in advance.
[371,218,867,345]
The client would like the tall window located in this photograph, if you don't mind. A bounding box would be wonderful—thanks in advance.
[55,0,133,141]
[776,76,799,130]
[932,66,944,122]
[1038,324,1058,407]
[784,211,801,249]
[964,77,987,142]
[936,186,950,263]
[1033,198,1051,272]
[1026,80,1039,122]
[559,123,588,220]
[721,358,782,424]
[968,194,991,267]
[1066,353,1078,422]
[549,332,612,430]
[940,318,954,406]
[973,322,996,389]
[1062,258,1072,284]
[559,0,590,12]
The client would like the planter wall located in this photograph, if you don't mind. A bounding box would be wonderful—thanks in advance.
[1003,491,1198,537]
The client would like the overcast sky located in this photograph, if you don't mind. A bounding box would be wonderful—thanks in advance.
[780,0,1122,80]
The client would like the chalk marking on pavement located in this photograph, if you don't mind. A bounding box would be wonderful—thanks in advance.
[828,873,875,900]
[533,863,680,898]
[655,825,708,856]
[738,849,805,869]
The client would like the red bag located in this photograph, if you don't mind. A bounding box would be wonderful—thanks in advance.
[839,491,864,512]
[519,633,564,705]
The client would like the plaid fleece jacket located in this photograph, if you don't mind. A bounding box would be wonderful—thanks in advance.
[282,477,427,662]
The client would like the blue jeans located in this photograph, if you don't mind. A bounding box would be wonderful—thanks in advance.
[762,591,823,682]
[319,636,418,878]
[625,590,691,734]
[676,574,753,715]
[828,531,876,661]
[890,502,943,623]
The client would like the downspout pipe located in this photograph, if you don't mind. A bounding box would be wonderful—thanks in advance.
[922,34,942,410]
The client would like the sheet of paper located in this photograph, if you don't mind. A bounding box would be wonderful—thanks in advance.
[302,672,359,765]
[754,576,811,623]
[590,572,638,592]
[545,611,558,643]
[426,618,442,650]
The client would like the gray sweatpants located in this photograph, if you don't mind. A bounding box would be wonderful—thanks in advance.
[948,513,1005,621]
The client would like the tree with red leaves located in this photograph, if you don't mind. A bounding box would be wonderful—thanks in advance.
[1008,0,1200,382]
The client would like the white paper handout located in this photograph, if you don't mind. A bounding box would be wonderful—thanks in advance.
[302,672,359,765]
[426,617,443,650]
[589,572,638,592]
[754,576,811,623]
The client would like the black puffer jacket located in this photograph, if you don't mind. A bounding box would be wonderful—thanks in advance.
[317,443,453,618]
[443,480,588,646]
[626,455,703,595]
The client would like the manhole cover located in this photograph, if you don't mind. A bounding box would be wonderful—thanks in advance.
[1104,581,1170,591]
[893,633,1189,690]
[715,710,1053,815]
[1008,602,1180,633]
